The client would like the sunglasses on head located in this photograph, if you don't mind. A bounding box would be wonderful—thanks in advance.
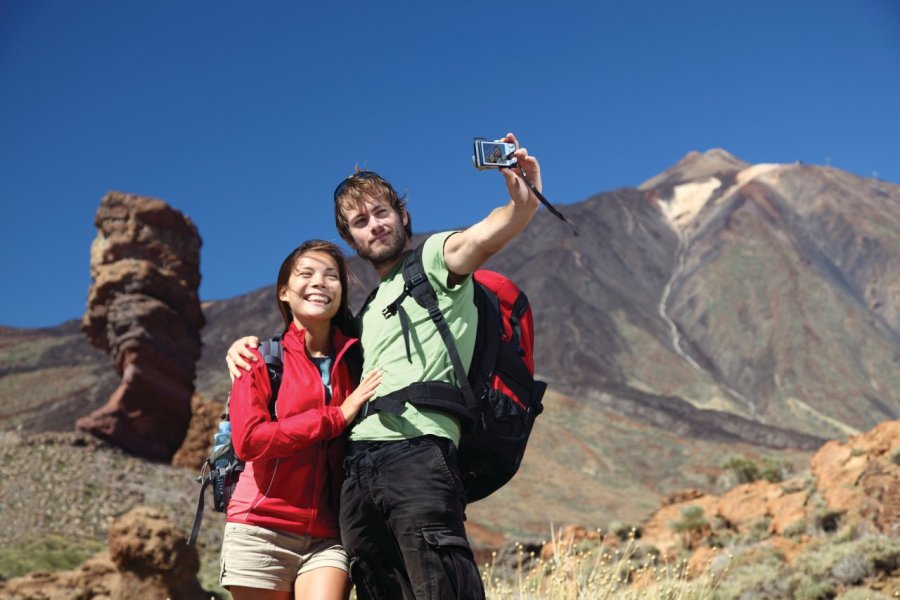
[333,171,385,202]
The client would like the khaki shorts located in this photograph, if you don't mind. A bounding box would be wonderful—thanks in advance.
[220,522,349,591]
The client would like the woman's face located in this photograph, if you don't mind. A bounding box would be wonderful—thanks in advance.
[277,250,342,326]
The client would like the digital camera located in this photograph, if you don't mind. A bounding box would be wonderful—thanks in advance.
[472,138,518,170]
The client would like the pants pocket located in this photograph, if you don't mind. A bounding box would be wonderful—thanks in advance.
[420,526,484,600]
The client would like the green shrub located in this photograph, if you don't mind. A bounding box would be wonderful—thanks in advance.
[608,520,642,540]
[750,517,772,541]
[0,534,105,581]
[759,457,789,482]
[713,562,786,599]
[793,579,836,600]
[723,455,761,483]
[795,535,900,584]
[889,446,900,466]
[671,506,708,533]
[782,518,807,539]
[722,455,790,486]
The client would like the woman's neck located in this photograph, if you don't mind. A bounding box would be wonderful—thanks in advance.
[296,319,333,357]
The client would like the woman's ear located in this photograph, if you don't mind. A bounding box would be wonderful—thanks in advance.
[277,287,288,302]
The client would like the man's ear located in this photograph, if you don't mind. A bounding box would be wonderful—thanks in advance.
[401,207,409,227]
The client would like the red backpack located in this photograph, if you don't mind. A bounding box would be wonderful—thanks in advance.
[365,243,546,502]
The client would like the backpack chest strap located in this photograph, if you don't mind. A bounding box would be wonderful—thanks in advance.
[357,381,470,424]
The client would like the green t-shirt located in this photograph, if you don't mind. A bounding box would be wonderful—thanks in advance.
[350,231,477,446]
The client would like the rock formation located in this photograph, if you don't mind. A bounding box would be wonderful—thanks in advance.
[0,506,212,600]
[78,191,204,461]
[171,394,225,470]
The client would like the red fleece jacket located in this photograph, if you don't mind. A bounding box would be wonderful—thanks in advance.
[226,322,358,538]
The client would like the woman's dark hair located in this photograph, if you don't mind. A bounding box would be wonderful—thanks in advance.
[275,240,354,336]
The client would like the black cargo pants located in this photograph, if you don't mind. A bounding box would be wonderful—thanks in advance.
[340,435,485,600]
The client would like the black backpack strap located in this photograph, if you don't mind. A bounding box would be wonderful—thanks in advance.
[365,381,467,420]
[187,465,211,546]
[509,290,528,355]
[381,249,420,363]
[259,336,283,419]
[381,243,478,417]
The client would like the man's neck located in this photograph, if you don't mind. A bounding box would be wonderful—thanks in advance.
[372,246,409,278]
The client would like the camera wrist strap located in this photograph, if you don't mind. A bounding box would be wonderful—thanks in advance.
[517,168,580,237]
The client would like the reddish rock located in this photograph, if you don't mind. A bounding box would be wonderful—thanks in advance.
[0,507,211,600]
[78,192,204,461]
[0,555,117,600]
[661,488,705,506]
[107,506,207,598]
[810,420,900,536]
[615,420,899,561]
[716,480,778,530]
[172,394,225,470]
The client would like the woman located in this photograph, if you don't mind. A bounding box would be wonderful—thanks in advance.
[220,240,381,600]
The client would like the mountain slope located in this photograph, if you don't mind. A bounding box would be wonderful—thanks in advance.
[644,153,900,437]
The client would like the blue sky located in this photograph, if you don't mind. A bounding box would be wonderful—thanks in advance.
[2,1,898,328]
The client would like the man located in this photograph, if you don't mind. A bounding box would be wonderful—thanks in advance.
[227,132,541,599]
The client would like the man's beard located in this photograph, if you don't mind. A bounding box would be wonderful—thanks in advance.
[355,227,408,270]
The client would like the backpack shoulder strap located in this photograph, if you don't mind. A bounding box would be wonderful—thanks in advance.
[382,243,477,414]
[187,463,212,546]
[259,336,283,420]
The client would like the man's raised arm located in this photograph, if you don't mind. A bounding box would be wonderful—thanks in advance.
[443,132,542,278]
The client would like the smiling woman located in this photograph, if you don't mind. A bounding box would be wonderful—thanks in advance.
[220,239,382,600]
[276,242,349,346]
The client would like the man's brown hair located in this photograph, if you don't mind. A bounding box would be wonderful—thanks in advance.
[333,169,413,246]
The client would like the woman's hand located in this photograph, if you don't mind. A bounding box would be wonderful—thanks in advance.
[340,369,383,423]
[225,336,260,380]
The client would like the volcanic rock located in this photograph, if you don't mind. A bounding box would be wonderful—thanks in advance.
[635,420,900,561]
[0,507,211,600]
[171,393,225,470]
[78,191,204,461]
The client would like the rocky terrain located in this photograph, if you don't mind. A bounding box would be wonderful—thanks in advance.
[1,150,899,596]
[1,420,896,598]
[0,431,223,597]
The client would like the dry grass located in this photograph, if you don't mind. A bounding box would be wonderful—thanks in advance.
[481,526,724,600]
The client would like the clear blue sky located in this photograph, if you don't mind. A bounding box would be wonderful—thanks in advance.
[2,1,898,328]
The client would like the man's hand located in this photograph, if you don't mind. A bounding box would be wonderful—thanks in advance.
[443,132,542,278]
[499,132,542,208]
[226,336,260,380]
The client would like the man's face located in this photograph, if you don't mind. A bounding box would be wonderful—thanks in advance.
[342,194,409,267]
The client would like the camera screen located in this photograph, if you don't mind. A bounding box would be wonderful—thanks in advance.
[481,142,509,165]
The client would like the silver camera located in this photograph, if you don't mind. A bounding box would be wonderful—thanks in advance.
[472,138,518,170]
